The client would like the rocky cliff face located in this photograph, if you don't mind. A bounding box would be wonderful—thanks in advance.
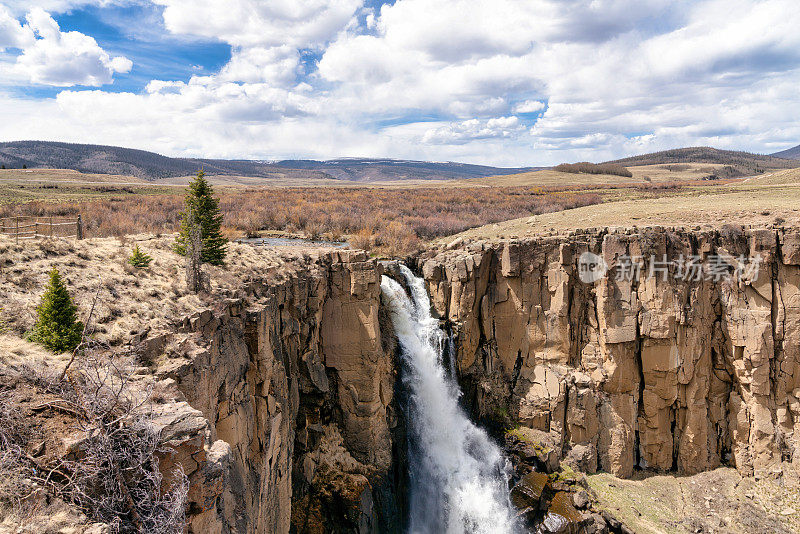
[137,250,403,534]
[73,226,800,531]
[417,226,800,479]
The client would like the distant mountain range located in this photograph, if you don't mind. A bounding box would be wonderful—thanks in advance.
[0,141,538,182]
[770,144,800,160]
[605,146,799,175]
[2,141,797,183]
[271,158,543,181]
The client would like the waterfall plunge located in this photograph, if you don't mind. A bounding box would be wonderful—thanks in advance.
[381,265,518,534]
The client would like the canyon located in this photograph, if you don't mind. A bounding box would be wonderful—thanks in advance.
[3,224,800,532]
[142,249,403,533]
[154,225,800,532]
[416,226,800,481]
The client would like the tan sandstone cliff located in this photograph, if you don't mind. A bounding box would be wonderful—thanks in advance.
[0,237,403,534]
[417,226,800,479]
[5,226,800,532]
[141,249,402,533]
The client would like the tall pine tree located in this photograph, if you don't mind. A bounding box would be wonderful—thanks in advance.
[174,169,227,265]
[27,268,84,353]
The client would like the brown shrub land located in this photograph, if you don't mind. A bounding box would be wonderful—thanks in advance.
[0,187,600,255]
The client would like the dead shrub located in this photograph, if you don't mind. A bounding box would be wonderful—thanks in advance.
[0,346,189,534]
[0,399,39,518]
[56,352,189,533]
[349,228,373,251]
[634,181,684,191]
[0,298,35,335]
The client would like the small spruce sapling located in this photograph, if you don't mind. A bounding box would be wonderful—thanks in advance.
[27,268,84,353]
[127,245,153,269]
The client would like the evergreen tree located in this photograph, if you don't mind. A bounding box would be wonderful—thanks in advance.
[174,170,227,265]
[27,268,83,353]
[127,245,153,268]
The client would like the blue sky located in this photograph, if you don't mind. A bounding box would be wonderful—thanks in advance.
[0,0,798,166]
[55,4,232,92]
[9,3,232,98]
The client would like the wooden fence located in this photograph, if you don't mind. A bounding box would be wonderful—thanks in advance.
[0,215,83,241]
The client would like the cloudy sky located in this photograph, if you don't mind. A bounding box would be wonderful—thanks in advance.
[0,0,798,166]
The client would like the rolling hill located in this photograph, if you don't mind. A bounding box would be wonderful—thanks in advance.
[0,141,536,182]
[470,162,741,187]
[742,167,800,185]
[770,144,800,160]
[604,146,798,175]
[273,158,541,181]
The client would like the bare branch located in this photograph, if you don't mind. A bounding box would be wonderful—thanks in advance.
[59,278,104,383]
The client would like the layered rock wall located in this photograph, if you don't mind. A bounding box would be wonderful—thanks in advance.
[417,227,800,478]
[139,250,402,533]
[132,226,800,531]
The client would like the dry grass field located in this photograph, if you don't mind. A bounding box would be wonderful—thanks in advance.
[0,161,760,196]
[0,168,462,195]
[448,181,800,240]
[153,173,472,189]
[626,162,737,181]
[0,168,147,183]
[466,169,638,186]
[0,168,177,203]
[468,162,745,187]
[153,173,346,188]
[741,167,800,185]
[0,234,331,343]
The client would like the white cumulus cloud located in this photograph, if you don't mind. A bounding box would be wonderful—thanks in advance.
[1,0,800,166]
[152,0,361,48]
[513,100,546,114]
[422,116,524,144]
[0,6,131,86]
[0,4,33,48]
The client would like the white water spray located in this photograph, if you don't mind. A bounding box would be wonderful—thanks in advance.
[381,265,517,534]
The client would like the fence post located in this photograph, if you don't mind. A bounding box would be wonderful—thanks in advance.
[77,215,83,240]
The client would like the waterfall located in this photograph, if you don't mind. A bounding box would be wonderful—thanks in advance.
[381,265,518,534]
